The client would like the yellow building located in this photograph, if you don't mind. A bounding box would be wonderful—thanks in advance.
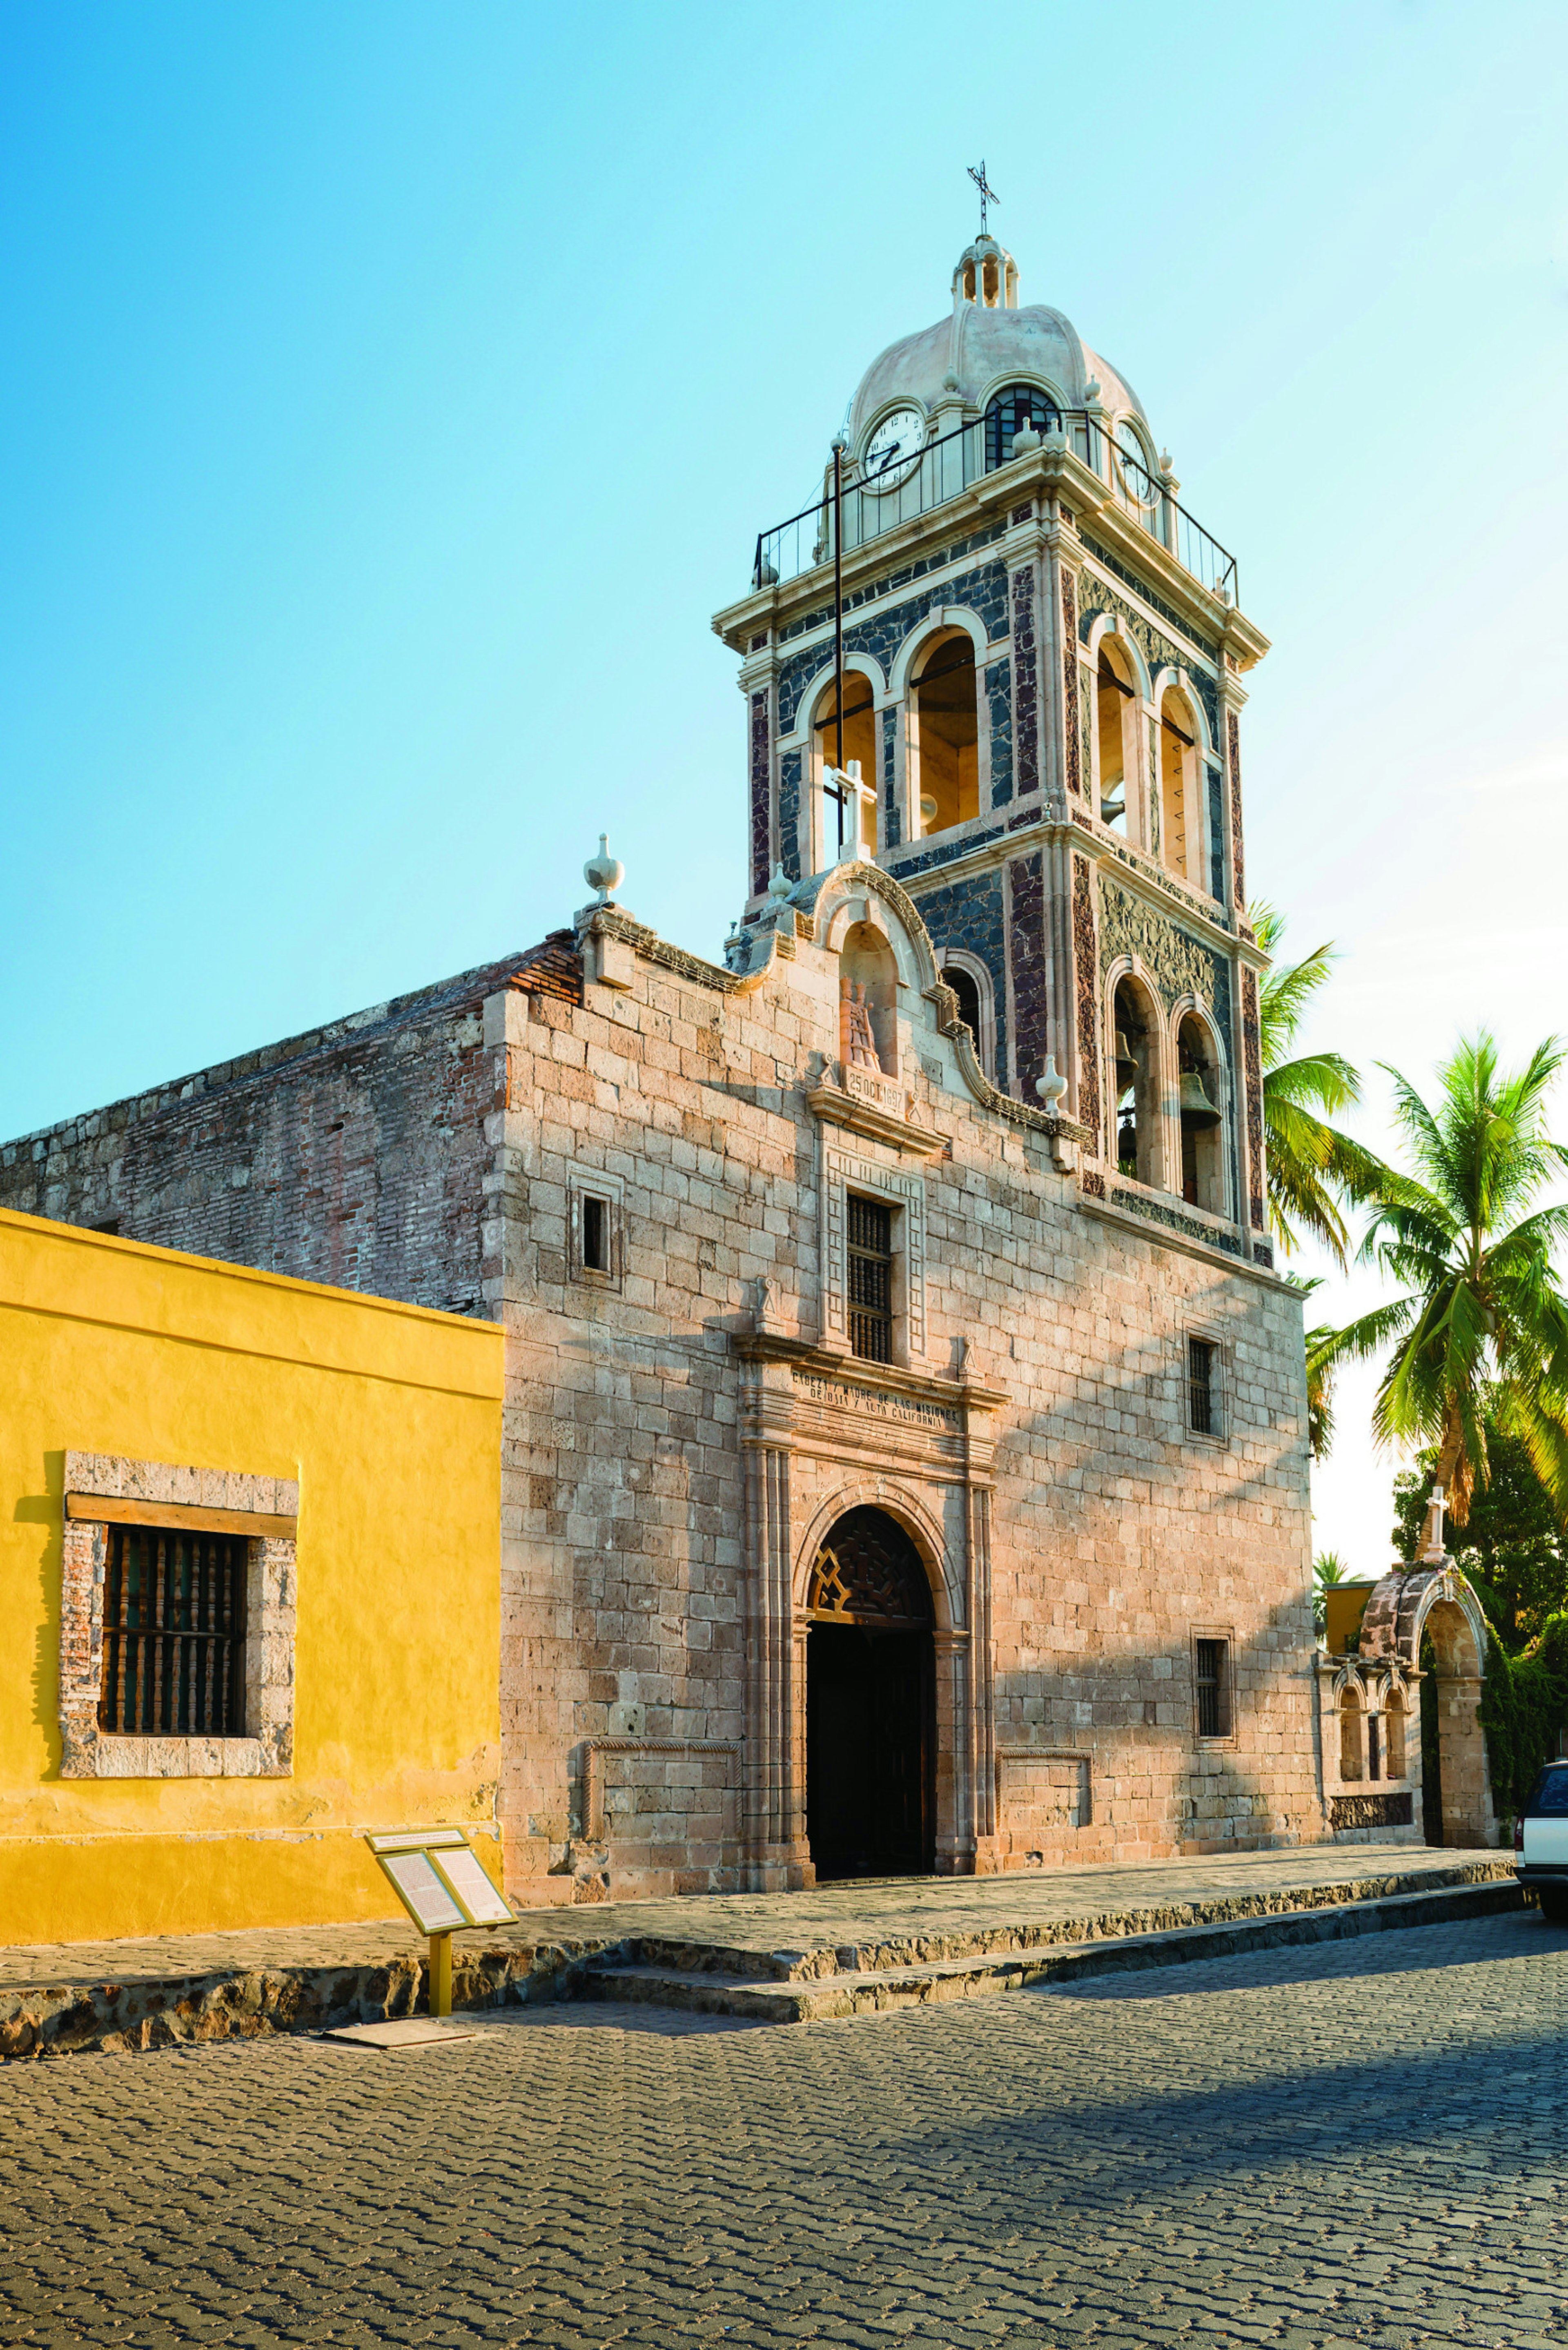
[0,1207,503,1944]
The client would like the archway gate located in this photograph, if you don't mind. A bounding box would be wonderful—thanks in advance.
[1318,1553,1497,1849]
[735,1330,1007,1890]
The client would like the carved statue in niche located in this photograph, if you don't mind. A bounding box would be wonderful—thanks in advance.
[837,917,899,1077]
[844,983,880,1069]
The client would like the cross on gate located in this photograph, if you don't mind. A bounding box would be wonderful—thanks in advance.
[967,159,999,236]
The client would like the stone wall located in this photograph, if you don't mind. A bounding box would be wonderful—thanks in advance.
[2,888,1320,1902]
[0,945,572,1314]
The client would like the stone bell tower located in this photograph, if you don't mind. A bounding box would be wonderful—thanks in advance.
[714,229,1276,1265]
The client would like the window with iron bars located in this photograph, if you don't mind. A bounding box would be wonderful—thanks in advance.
[97,1524,247,1736]
[1187,1336,1216,1435]
[1194,1638,1230,1739]
[846,1194,894,1363]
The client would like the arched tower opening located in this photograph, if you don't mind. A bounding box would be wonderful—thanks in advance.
[911,633,978,838]
[1160,685,1199,886]
[1096,638,1136,835]
[1176,1012,1224,1213]
[813,675,878,864]
[1112,974,1161,1188]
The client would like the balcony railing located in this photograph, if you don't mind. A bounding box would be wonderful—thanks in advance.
[752,410,1238,606]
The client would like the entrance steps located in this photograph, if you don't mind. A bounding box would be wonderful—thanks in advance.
[580,1872,1526,2024]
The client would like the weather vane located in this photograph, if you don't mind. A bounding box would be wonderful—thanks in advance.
[967,160,998,236]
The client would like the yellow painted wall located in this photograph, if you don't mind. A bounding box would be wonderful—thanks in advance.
[1324,1584,1375,1656]
[0,1208,503,1944]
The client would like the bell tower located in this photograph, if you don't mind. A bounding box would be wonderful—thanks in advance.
[710,234,1278,1269]
[713,232,1276,1265]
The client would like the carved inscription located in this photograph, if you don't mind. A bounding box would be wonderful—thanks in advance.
[792,1370,961,1431]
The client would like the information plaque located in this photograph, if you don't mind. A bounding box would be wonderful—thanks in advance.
[363,1827,515,2015]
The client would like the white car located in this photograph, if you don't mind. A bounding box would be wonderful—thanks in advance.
[1516,1760,1568,1923]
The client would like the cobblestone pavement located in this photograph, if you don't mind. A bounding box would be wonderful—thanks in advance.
[0,1846,1508,1990]
[0,1910,1562,2349]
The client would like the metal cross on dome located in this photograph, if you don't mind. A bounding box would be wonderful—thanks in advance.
[967,160,999,235]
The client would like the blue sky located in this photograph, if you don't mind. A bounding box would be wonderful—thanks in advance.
[3,0,1565,1560]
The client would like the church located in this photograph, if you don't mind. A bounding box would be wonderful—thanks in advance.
[1,229,1350,1903]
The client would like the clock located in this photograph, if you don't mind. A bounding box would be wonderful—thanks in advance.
[1115,418,1156,502]
[861,407,926,492]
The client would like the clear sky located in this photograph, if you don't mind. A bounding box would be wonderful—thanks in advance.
[4,0,1565,1568]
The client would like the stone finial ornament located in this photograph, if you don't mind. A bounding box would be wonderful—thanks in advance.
[1083,376,1101,403]
[767,864,793,904]
[1036,1053,1068,1112]
[1420,1482,1449,1564]
[584,835,624,904]
[1011,417,1042,460]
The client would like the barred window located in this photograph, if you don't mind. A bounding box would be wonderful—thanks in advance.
[98,1525,246,1736]
[1187,1336,1216,1435]
[1195,1638,1230,1739]
[847,1194,893,1363]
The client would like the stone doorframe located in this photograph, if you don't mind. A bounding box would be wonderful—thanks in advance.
[1350,1559,1497,1848]
[734,1333,1007,1890]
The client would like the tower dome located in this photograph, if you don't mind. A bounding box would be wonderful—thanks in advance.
[848,236,1151,451]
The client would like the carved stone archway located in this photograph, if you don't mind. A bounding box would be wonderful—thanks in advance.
[1353,1560,1497,1848]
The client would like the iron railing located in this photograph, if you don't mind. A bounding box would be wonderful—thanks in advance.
[753,409,1238,605]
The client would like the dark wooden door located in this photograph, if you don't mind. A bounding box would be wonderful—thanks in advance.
[806,1622,934,1879]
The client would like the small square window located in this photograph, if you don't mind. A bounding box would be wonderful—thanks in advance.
[583,1194,610,1274]
[568,1169,624,1289]
[1187,1336,1216,1436]
[1194,1637,1231,1739]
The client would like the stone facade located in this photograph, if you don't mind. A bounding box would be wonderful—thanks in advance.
[1,865,1321,1899]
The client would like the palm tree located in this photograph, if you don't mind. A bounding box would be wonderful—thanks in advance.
[1312,1549,1354,1639]
[1252,902,1388,1269]
[1328,1032,1568,1528]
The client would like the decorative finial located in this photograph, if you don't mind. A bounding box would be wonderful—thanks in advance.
[1011,417,1042,461]
[1083,375,1101,404]
[767,864,793,904]
[966,159,999,236]
[1420,1482,1449,1564]
[1035,1053,1068,1112]
[583,833,624,904]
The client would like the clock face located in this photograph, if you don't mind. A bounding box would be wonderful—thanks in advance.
[1115,419,1156,501]
[862,407,926,492]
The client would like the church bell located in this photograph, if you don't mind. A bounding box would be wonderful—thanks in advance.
[1178,1069,1222,1128]
[1114,1029,1137,1088]
[1099,782,1126,824]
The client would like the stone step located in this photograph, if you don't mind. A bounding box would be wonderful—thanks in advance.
[583,1877,1527,2025]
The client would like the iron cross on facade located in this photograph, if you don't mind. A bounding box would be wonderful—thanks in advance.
[967,160,998,235]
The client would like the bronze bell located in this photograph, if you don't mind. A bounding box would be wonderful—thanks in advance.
[1114,1029,1137,1087]
[1100,781,1126,823]
[1179,1069,1222,1128]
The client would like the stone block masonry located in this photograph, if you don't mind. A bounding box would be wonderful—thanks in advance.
[1,875,1323,1905]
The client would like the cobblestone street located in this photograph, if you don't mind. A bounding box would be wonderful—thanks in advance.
[0,1911,1562,2350]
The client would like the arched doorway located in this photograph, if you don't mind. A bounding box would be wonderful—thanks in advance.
[1421,1597,1492,1847]
[805,1507,935,1880]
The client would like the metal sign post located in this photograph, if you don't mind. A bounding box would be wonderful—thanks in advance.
[364,1828,515,2018]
